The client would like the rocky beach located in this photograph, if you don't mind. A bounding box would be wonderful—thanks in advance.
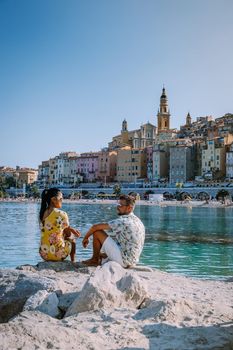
[0,261,233,350]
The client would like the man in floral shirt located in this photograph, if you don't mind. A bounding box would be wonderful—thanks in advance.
[82,194,145,267]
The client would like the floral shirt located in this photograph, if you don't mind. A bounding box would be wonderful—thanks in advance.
[39,209,71,261]
[108,212,145,266]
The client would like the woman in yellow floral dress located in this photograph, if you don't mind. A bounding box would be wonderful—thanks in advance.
[39,188,81,262]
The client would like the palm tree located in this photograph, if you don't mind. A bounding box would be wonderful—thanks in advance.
[113,184,121,197]
[197,192,210,201]
[31,185,40,198]
[216,189,230,202]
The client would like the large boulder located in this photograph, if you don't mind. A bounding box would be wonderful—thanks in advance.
[65,261,148,317]
[23,290,60,318]
[0,269,63,323]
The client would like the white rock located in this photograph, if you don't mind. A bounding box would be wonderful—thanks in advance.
[65,261,148,317]
[58,291,80,312]
[0,269,63,323]
[0,263,233,350]
[130,265,153,272]
[23,290,60,318]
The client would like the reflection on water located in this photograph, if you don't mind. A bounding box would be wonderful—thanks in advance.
[0,202,232,279]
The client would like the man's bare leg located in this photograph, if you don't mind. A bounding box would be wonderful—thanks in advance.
[82,230,108,266]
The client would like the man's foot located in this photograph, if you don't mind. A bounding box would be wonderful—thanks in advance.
[99,253,108,259]
[81,258,100,266]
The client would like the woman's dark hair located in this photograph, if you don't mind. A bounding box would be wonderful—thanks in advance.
[39,188,61,222]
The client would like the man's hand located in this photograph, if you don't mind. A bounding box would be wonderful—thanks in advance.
[82,223,110,249]
[82,237,89,248]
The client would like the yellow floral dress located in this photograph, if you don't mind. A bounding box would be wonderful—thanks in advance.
[39,209,72,261]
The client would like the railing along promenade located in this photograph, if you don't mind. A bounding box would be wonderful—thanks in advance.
[6,186,233,198]
[58,186,233,198]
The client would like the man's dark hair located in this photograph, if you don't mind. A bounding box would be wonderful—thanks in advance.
[119,194,136,207]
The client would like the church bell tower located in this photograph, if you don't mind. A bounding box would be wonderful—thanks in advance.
[186,112,192,126]
[157,87,170,133]
[121,119,129,145]
[121,119,128,132]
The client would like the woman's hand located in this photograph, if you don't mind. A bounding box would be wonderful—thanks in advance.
[63,226,81,238]
[69,226,81,238]
[82,237,89,248]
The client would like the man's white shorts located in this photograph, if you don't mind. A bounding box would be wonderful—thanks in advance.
[101,236,124,267]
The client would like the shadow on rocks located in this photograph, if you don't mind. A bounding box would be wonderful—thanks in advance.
[16,260,92,274]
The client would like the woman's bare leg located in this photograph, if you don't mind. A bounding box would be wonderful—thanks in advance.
[70,241,76,262]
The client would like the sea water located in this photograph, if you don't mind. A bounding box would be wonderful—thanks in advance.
[0,202,232,279]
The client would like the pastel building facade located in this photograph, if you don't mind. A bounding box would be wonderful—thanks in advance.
[169,145,194,184]
[0,167,15,179]
[56,152,79,185]
[0,166,38,186]
[16,168,38,186]
[226,143,233,179]
[146,146,153,182]
[69,156,83,186]
[77,152,99,182]
[152,143,169,181]
[97,150,117,183]
[116,147,147,183]
[38,161,50,186]
[48,157,58,185]
[201,138,226,179]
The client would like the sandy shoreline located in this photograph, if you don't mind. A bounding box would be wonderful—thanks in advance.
[1,197,233,208]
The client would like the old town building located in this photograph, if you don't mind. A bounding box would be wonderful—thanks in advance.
[226,143,233,179]
[97,149,117,183]
[108,120,157,150]
[77,152,99,182]
[201,138,226,179]
[28,90,233,186]
[152,143,170,181]
[169,144,194,184]
[0,166,38,186]
[116,147,147,183]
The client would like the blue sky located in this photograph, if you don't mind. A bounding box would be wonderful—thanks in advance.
[1,0,233,168]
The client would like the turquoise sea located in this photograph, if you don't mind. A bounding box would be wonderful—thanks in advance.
[0,202,232,280]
